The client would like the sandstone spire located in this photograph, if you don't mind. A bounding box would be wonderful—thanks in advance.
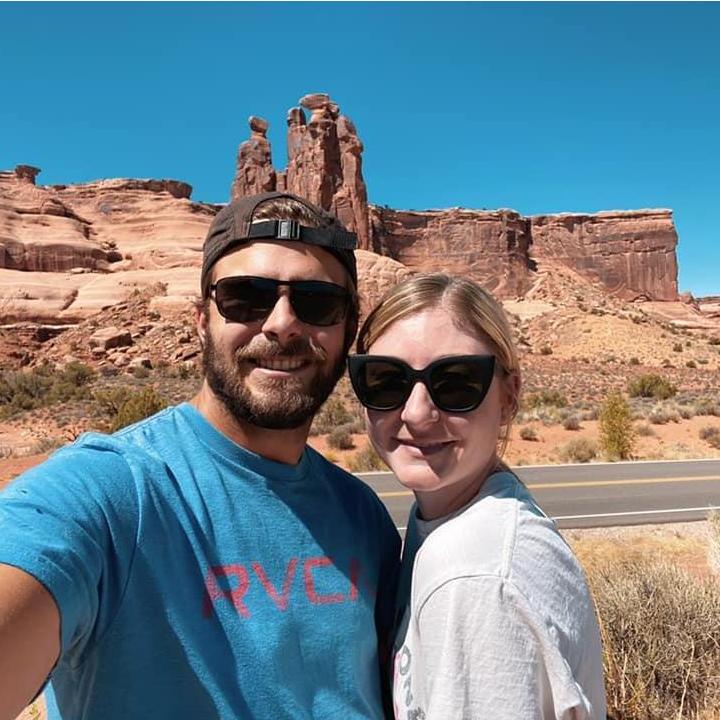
[230,116,276,200]
[229,95,370,249]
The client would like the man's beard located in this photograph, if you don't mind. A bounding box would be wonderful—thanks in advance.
[202,331,345,430]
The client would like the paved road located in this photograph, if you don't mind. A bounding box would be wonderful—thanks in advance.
[358,459,720,530]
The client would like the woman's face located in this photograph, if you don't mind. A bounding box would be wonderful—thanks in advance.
[364,306,515,520]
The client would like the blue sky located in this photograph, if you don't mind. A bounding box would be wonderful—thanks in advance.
[2,2,718,295]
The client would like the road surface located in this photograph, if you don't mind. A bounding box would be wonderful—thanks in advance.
[358,458,720,530]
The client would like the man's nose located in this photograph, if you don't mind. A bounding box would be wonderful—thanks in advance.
[260,290,303,345]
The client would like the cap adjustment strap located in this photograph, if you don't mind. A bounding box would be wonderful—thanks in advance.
[247,219,357,250]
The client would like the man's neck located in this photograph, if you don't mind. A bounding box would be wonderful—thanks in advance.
[190,383,311,465]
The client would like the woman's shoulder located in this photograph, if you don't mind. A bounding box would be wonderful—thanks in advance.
[415,471,583,595]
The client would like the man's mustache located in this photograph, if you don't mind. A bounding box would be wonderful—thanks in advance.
[234,338,327,363]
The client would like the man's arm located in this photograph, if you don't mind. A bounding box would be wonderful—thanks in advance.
[0,564,60,720]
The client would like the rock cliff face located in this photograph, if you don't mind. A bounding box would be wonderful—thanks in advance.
[369,205,679,301]
[529,210,678,301]
[230,94,370,249]
[369,206,532,297]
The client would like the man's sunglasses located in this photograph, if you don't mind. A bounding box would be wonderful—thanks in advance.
[209,276,350,326]
[347,354,497,413]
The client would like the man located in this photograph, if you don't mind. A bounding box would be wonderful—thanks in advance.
[0,192,401,720]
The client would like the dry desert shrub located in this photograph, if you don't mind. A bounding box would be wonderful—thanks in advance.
[519,426,539,441]
[327,425,355,451]
[699,426,720,450]
[347,443,387,473]
[636,423,658,438]
[589,559,720,720]
[707,512,720,576]
[628,374,678,400]
[563,414,582,431]
[311,396,363,436]
[559,437,597,463]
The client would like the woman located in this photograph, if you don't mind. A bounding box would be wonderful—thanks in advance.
[348,274,606,720]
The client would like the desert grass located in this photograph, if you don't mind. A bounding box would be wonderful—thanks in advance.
[570,524,720,719]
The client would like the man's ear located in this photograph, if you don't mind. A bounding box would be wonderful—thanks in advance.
[195,299,208,350]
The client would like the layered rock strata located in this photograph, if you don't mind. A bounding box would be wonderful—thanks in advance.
[368,207,533,298]
[529,210,678,301]
[368,205,679,301]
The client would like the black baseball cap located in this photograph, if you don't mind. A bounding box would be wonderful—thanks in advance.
[201,191,358,297]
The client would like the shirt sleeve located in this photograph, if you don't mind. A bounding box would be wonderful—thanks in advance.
[0,442,141,664]
[414,575,590,720]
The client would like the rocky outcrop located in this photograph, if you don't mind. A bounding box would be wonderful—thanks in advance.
[355,249,413,319]
[1,166,213,275]
[368,205,679,301]
[529,210,678,301]
[0,166,115,272]
[229,94,371,249]
[369,206,532,298]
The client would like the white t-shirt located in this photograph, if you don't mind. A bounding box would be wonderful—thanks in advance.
[392,471,606,720]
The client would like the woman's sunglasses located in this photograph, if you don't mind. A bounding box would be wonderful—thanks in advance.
[209,276,350,326]
[347,354,496,413]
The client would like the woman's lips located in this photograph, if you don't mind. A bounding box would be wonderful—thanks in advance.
[396,439,455,456]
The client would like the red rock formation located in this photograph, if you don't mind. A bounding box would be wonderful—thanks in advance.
[529,210,678,301]
[368,205,679,301]
[0,166,115,272]
[369,206,532,298]
[230,116,276,199]
[228,94,371,249]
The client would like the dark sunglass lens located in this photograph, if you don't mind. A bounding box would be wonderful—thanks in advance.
[430,361,488,411]
[291,284,348,326]
[215,278,276,322]
[362,360,410,409]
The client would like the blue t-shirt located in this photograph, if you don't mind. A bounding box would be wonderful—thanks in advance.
[0,403,401,719]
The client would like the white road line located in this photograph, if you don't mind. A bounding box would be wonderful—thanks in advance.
[552,505,720,521]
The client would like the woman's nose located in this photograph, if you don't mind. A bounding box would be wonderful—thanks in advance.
[399,381,441,426]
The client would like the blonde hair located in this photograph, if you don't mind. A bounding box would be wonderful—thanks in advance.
[356,273,521,456]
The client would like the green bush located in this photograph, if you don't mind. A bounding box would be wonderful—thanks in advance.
[347,444,388,473]
[559,437,597,463]
[0,362,96,419]
[599,391,635,460]
[589,559,720,720]
[627,374,677,400]
[562,415,581,431]
[109,388,167,432]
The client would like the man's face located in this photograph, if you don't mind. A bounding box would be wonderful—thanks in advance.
[198,240,349,430]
